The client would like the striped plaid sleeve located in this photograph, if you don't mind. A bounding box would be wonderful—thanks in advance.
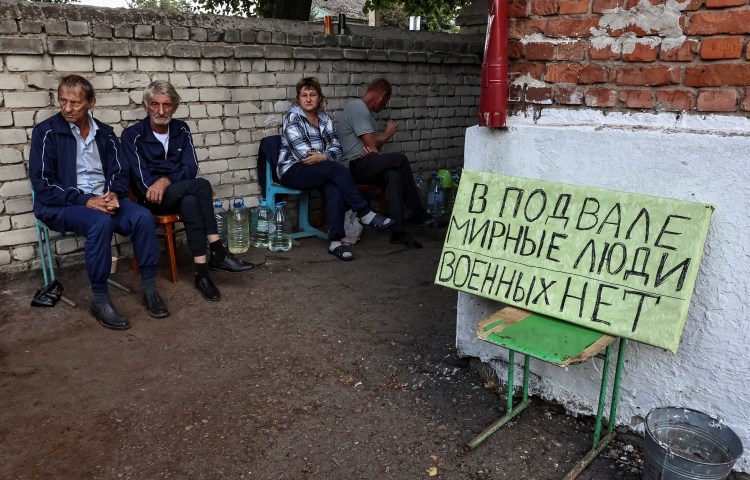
[281,118,311,162]
[322,115,343,162]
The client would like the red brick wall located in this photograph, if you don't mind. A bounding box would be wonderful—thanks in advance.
[506,0,750,113]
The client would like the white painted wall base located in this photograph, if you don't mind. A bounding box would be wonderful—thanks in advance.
[458,109,750,472]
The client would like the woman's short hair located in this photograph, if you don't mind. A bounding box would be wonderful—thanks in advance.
[58,75,96,101]
[142,80,181,109]
[294,77,325,109]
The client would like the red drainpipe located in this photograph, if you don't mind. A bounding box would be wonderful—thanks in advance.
[479,0,509,128]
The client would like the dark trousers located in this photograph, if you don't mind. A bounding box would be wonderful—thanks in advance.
[43,198,158,293]
[280,161,368,241]
[349,152,424,232]
[144,178,217,257]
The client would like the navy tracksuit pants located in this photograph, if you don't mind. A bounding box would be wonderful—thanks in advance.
[42,198,159,293]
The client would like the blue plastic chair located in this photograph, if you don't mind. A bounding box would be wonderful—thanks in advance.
[31,190,133,308]
[258,135,327,240]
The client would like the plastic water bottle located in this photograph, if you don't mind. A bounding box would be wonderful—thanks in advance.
[448,170,461,213]
[227,197,249,254]
[213,200,227,245]
[268,201,292,253]
[427,174,445,218]
[250,198,271,249]
[436,169,458,213]
[415,174,427,209]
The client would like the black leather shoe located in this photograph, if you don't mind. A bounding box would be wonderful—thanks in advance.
[195,275,220,301]
[90,302,130,330]
[209,254,255,273]
[143,292,169,318]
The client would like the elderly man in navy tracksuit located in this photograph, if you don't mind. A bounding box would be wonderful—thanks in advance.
[29,75,168,330]
[122,80,253,302]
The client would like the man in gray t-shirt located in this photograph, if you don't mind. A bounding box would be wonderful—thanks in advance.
[336,78,431,248]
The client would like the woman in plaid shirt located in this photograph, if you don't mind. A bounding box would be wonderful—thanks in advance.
[278,77,392,261]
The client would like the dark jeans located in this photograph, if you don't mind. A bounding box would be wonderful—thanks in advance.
[349,152,424,232]
[280,161,368,241]
[143,178,217,257]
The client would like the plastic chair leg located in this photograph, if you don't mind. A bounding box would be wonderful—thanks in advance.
[107,278,134,294]
[35,221,53,285]
[298,193,327,239]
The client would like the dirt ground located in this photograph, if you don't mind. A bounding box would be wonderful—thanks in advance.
[1,222,747,480]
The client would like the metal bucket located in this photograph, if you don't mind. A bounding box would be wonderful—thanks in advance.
[643,407,743,480]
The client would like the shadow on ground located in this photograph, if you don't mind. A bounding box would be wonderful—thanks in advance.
[1,223,747,479]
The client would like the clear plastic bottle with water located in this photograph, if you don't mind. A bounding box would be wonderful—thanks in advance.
[448,170,461,213]
[213,200,228,245]
[250,198,272,249]
[436,169,459,213]
[227,197,249,254]
[427,173,445,218]
[268,201,292,253]
[415,173,427,209]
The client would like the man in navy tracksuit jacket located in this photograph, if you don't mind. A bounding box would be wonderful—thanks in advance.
[29,75,168,330]
[122,80,253,302]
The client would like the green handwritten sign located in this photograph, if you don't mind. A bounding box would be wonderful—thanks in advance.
[435,170,714,352]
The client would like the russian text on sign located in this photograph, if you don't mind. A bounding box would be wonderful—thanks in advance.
[435,170,714,352]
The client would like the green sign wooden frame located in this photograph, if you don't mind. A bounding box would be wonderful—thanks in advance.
[436,170,714,352]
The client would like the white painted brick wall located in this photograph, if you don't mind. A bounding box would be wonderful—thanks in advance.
[203,133,219,145]
[199,160,229,173]
[206,104,223,117]
[0,227,37,247]
[95,110,121,124]
[11,245,35,262]
[53,56,94,72]
[10,212,35,229]
[0,74,25,89]
[0,2,481,273]
[113,73,152,89]
[199,88,231,102]
[3,92,50,108]
[197,118,223,132]
[4,198,32,214]
[0,129,27,145]
[208,145,238,159]
[190,74,217,87]
[55,236,81,254]
[94,58,110,72]
[189,105,207,118]
[13,111,35,127]
[5,55,53,71]
[96,92,131,106]
[0,164,27,181]
[112,58,137,71]
[168,73,190,87]
[34,109,57,124]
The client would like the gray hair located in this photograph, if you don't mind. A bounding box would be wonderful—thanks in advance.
[142,80,181,109]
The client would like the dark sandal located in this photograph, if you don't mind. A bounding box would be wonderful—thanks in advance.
[328,244,354,261]
[365,213,392,231]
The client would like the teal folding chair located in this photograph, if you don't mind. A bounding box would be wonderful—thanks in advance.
[31,190,133,308]
[259,135,327,240]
